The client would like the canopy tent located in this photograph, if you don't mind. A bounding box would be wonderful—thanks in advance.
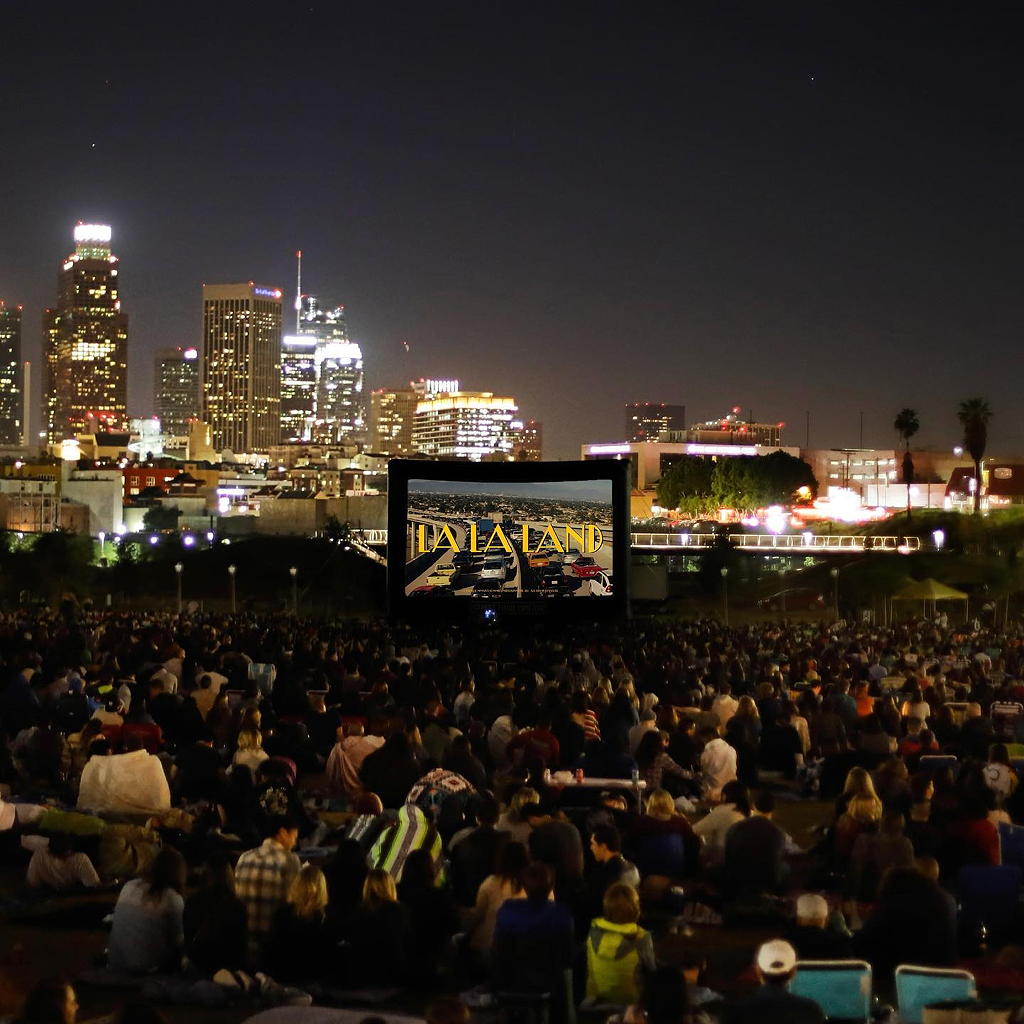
[893,578,969,601]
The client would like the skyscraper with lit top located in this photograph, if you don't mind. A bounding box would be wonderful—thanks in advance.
[201,283,282,453]
[43,224,128,443]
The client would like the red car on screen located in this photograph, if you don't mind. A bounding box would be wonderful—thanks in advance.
[571,557,603,578]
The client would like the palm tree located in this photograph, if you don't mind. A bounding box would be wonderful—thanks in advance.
[894,408,919,522]
[958,398,992,514]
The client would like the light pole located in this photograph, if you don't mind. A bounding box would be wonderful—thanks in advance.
[289,566,298,615]
[174,562,183,614]
[830,566,839,620]
[228,564,237,613]
[720,566,729,627]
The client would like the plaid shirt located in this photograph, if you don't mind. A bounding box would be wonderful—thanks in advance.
[235,838,300,953]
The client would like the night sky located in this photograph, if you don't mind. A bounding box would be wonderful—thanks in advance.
[2,3,1021,458]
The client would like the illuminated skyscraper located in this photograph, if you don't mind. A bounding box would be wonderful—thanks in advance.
[0,302,22,445]
[154,346,200,436]
[509,419,543,461]
[43,224,128,443]
[298,296,366,446]
[201,283,282,453]
[280,334,317,441]
[412,388,518,460]
[370,385,418,455]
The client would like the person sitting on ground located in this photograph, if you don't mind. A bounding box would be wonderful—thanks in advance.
[585,882,655,1006]
[398,848,460,987]
[182,853,248,977]
[834,792,882,866]
[467,840,531,957]
[634,731,693,794]
[984,743,1019,801]
[232,728,269,775]
[693,779,751,868]
[15,978,79,1024]
[699,726,738,801]
[449,792,505,907]
[721,939,825,1024]
[849,809,915,902]
[347,868,413,987]
[853,860,958,980]
[585,824,640,922]
[106,848,187,974]
[265,864,335,983]
[786,893,853,960]
[626,789,696,879]
[25,833,101,892]
[492,862,575,1018]
[723,789,794,897]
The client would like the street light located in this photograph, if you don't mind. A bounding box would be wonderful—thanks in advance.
[98,531,106,561]
[228,564,237,613]
[174,562,183,614]
[830,567,839,620]
[720,566,729,627]
[289,566,298,615]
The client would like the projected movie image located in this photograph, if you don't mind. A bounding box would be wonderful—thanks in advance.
[405,479,614,599]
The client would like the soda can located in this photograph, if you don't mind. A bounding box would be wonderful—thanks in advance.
[574,768,584,783]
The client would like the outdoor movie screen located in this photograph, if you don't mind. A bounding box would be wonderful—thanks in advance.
[386,460,628,616]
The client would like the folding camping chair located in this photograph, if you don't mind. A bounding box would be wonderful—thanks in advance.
[790,960,872,1021]
[894,965,976,1024]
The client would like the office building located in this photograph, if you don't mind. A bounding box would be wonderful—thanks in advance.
[509,419,543,461]
[0,302,22,445]
[625,402,687,442]
[43,224,128,443]
[154,346,200,436]
[295,297,366,446]
[412,388,518,460]
[201,283,282,453]
[370,385,418,455]
[280,334,317,441]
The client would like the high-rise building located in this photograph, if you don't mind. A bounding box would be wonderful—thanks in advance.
[280,334,317,441]
[509,419,543,461]
[625,402,687,442]
[0,302,22,445]
[370,385,417,455]
[412,388,518,460]
[294,297,366,446]
[154,346,200,436]
[201,283,282,453]
[43,224,128,443]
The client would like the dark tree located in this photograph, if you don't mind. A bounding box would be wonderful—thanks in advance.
[958,398,992,514]
[894,408,919,522]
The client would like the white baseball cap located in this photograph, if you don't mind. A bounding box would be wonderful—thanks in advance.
[756,939,797,976]
[796,893,829,920]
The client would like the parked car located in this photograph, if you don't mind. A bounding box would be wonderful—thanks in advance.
[480,557,507,581]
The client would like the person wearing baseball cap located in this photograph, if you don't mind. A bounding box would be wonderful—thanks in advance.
[720,939,824,1024]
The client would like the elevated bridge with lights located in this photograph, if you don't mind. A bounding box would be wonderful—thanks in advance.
[350,529,921,559]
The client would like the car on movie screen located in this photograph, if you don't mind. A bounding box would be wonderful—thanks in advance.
[571,556,603,578]
[431,564,459,579]
[584,571,613,596]
[425,572,454,587]
[480,557,507,581]
[452,552,476,567]
[527,553,550,568]
[410,585,439,597]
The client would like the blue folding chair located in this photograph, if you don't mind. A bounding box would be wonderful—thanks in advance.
[790,960,872,1021]
[895,965,976,1024]
[958,863,1023,936]
[998,822,1024,869]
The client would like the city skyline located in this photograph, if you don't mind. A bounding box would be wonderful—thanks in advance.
[1,5,1022,458]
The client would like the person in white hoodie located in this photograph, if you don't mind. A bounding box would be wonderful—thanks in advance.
[699,726,738,802]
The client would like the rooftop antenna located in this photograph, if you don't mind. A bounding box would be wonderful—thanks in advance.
[295,249,303,333]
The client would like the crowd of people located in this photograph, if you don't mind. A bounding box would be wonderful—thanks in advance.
[4,606,1024,1024]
